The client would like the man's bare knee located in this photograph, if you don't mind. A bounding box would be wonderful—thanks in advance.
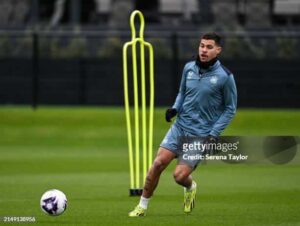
[173,164,193,185]
[173,171,189,185]
[151,148,175,173]
[152,158,167,172]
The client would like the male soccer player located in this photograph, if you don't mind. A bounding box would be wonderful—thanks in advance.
[129,32,237,216]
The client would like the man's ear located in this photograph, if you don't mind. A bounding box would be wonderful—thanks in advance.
[216,46,222,55]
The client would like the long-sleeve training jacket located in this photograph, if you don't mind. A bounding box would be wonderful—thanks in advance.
[172,59,237,137]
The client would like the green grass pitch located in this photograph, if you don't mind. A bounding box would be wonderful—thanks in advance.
[0,107,299,226]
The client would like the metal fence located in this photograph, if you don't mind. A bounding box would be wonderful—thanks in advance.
[0,29,299,108]
[1,0,300,29]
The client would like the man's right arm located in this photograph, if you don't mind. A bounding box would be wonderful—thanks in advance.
[165,64,188,122]
[171,64,188,111]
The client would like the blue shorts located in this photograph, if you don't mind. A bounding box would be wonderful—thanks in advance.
[160,123,205,169]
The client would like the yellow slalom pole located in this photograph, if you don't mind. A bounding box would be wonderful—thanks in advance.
[123,10,154,196]
[123,43,134,190]
[147,43,154,170]
[131,40,140,189]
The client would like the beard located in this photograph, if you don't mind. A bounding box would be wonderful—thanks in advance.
[196,55,218,69]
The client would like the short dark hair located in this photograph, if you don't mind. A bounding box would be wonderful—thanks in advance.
[201,32,222,46]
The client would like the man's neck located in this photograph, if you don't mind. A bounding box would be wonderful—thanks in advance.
[196,56,218,69]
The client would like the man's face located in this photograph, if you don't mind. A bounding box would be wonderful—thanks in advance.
[198,39,222,62]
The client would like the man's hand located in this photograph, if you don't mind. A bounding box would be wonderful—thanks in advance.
[165,108,177,122]
[203,135,218,155]
[203,135,218,144]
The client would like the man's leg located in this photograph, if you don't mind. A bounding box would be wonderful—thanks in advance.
[173,164,193,187]
[143,147,176,198]
[129,147,176,217]
[173,164,197,213]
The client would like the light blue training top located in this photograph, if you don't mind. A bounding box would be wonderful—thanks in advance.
[172,59,237,137]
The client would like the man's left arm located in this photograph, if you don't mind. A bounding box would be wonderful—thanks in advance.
[209,74,237,137]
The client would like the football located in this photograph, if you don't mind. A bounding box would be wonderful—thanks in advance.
[40,189,67,216]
